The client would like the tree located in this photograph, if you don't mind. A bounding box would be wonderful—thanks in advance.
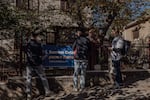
[66,0,150,40]
[0,1,40,72]
[0,2,18,29]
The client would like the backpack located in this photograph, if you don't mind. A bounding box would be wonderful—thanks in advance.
[121,40,131,56]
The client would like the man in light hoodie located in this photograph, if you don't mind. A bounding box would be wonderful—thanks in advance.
[110,28,124,88]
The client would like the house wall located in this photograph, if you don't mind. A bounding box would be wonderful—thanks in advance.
[39,0,61,11]
[0,39,14,58]
[122,20,150,42]
[0,39,14,50]
[3,0,62,11]
[139,21,150,39]
[123,27,134,41]
[122,20,150,65]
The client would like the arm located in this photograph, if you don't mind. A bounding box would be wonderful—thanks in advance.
[72,40,77,51]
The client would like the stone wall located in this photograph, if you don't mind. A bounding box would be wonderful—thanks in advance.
[39,0,61,11]
[0,39,14,60]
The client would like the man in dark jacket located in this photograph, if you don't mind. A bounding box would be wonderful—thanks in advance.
[72,30,90,91]
[24,30,50,99]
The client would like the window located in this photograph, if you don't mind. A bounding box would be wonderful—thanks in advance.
[16,0,23,8]
[16,0,34,10]
[9,0,15,3]
[60,0,68,11]
[132,27,139,39]
[46,32,55,44]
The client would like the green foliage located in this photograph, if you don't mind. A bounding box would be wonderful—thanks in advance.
[0,0,149,40]
[67,0,149,29]
[0,2,19,29]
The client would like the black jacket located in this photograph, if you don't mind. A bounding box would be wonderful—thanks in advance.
[72,36,90,60]
[23,39,43,66]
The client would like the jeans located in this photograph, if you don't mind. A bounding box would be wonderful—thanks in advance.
[112,60,123,87]
[26,65,50,95]
[73,60,88,89]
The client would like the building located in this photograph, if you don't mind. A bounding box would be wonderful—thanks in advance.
[123,16,150,42]
[122,16,150,69]
[2,0,78,45]
[0,0,79,79]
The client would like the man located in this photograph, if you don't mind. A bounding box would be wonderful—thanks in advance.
[110,28,124,88]
[24,29,50,99]
[87,29,99,70]
[72,30,90,92]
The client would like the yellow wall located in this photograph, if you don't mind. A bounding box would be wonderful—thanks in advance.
[122,20,150,42]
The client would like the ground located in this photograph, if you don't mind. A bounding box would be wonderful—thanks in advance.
[0,77,150,100]
[44,78,150,100]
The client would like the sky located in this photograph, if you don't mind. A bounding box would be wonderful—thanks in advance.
[128,0,150,19]
[92,0,150,28]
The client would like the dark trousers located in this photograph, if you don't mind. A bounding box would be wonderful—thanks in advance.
[112,60,123,86]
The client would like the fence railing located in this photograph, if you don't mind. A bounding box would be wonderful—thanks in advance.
[0,41,149,83]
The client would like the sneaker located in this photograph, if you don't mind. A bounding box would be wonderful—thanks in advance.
[79,88,84,92]
[45,91,51,97]
[74,88,78,92]
[27,94,31,100]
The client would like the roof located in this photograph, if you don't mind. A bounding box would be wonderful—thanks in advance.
[124,16,150,29]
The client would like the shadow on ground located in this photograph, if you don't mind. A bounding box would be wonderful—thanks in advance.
[0,70,150,100]
[0,76,64,100]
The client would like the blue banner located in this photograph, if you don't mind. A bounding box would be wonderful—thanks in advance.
[42,45,74,67]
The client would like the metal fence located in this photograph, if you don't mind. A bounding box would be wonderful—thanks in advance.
[94,41,150,70]
[0,34,150,83]
[123,42,150,69]
[0,39,21,83]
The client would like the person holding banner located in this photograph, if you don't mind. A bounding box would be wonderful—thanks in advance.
[87,29,99,70]
[72,30,91,92]
[23,29,50,99]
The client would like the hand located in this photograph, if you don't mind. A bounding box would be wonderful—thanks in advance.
[42,55,48,60]
[108,47,112,51]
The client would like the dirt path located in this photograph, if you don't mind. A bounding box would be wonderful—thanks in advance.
[43,78,150,100]
[0,78,150,100]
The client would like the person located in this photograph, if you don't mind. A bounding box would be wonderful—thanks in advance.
[87,29,99,70]
[109,28,124,88]
[23,29,50,99]
[72,30,90,92]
